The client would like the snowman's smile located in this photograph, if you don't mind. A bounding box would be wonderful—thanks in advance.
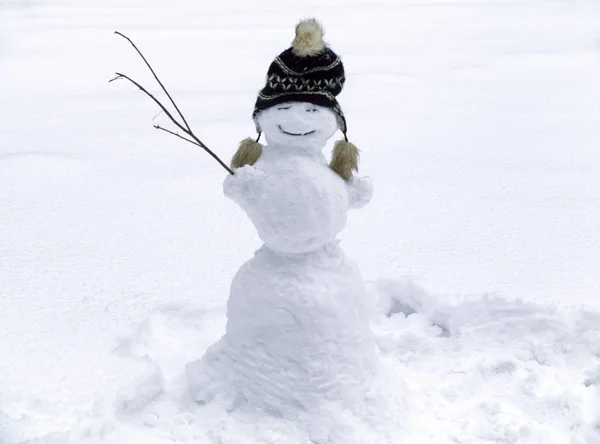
[278,125,316,137]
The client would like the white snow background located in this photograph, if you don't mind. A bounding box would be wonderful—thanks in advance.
[1,0,600,442]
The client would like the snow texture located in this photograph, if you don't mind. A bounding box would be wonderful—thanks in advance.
[223,103,359,254]
[185,242,404,443]
[7,281,600,444]
[185,102,400,441]
[2,0,600,443]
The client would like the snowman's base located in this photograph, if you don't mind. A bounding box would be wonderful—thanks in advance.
[184,350,407,444]
[179,241,409,442]
[185,241,388,421]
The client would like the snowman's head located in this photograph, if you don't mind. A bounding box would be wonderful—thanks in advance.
[256,102,338,152]
[230,19,361,181]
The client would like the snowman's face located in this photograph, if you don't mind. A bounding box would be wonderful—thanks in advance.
[257,102,338,149]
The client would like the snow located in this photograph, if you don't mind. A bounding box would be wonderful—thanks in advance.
[346,175,374,210]
[185,102,398,442]
[185,242,399,443]
[224,103,349,254]
[1,0,600,443]
[373,280,600,443]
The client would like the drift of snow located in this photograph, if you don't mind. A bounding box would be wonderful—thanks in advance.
[8,280,600,443]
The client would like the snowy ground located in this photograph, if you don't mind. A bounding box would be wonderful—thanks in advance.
[1,0,600,442]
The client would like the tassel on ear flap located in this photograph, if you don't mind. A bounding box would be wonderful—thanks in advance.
[231,137,263,169]
[330,139,360,181]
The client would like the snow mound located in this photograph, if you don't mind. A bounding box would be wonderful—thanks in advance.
[185,241,407,443]
[371,279,600,443]
[8,281,600,444]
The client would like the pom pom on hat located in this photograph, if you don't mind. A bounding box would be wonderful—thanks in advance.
[231,137,263,169]
[292,18,325,57]
[330,139,360,181]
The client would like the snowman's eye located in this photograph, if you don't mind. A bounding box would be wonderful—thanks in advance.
[306,108,318,113]
[277,106,291,110]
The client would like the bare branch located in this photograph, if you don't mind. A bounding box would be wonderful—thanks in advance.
[115,31,191,132]
[112,34,234,175]
[154,125,201,148]
[177,127,234,176]
[152,110,164,122]
[112,72,189,135]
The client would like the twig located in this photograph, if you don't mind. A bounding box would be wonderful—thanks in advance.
[152,110,164,122]
[175,125,234,176]
[110,72,187,135]
[114,31,191,132]
[154,125,201,148]
[111,33,234,175]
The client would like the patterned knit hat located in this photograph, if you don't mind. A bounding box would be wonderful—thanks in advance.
[252,19,348,135]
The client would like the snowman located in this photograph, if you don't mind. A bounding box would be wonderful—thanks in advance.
[186,19,402,441]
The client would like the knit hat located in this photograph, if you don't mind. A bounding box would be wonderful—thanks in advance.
[252,18,347,135]
[232,19,360,181]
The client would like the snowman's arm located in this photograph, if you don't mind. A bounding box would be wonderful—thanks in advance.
[223,165,265,204]
[347,175,374,209]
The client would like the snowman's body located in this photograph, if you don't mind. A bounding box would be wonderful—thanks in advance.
[186,103,391,439]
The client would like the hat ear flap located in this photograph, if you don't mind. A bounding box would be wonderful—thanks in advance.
[231,137,263,169]
[335,114,347,134]
[330,139,359,181]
